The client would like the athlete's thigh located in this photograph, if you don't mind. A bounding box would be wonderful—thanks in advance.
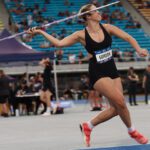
[40,91,46,101]
[113,77,123,94]
[45,90,52,96]
[93,77,124,104]
[45,90,52,99]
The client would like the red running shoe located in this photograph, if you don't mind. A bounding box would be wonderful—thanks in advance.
[128,130,148,144]
[80,123,92,147]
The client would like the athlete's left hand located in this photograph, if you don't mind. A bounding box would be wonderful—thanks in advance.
[137,49,149,57]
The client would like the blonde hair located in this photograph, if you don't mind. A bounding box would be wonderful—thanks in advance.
[78,4,94,21]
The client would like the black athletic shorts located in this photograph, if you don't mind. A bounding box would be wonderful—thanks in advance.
[89,58,119,88]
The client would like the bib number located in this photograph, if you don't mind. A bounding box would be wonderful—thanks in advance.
[95,49,112,63]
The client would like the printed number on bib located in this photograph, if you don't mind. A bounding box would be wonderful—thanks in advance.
[95,48,112,63]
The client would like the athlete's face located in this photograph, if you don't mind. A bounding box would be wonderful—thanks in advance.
[87,5,102,22]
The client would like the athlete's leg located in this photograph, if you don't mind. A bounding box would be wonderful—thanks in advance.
[40,90,46,103]
[92,77,148,145]
[80,77,148,146]
[93,77,131,128]
[80,79,118,147]
[90,104,117,126]
[45,90,52,109]
[89,78,122,126]
[40,90,51,116]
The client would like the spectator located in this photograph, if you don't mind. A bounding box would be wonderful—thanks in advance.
[56,49,64,65]
[40,40,50,48]
[63,88,73,100]
[78,51,85,64]
[142,65,150,104]
[0,70,10,117]
[80,74,89,91]
[68,53,76,64]
[22,33,33,42]
[127,67,139,106]
[44,0,50,4]
[64,0,70,6]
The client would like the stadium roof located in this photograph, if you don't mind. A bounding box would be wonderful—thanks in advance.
[0,29,54,62]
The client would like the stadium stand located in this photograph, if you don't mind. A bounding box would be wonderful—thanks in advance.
[128,0,150,22]
[4,0,150,61]
[0,18,4,31]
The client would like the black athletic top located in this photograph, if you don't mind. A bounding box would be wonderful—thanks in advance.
[85,23,119,87]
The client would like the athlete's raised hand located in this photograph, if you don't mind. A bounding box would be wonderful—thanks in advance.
[27,27,42,35]
[137,48,149,57]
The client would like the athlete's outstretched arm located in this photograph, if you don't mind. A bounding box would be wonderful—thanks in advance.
[105,24,149,57]
[27,28,80,47]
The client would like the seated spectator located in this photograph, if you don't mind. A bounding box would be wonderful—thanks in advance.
[134,21,141,28]
[78,51,85,64]
[58,11,65,17]
[89,0,100,7]
[10,6,25,15]
[20,73,28,85]
[56,49,64,65]
[125,23,136,29]
[123,51,133,62]
[68,53,76,64]
[63,88,73,100]
[22,33,33,42]
[113,48,121,61]
[42,3,48,12]
[59,33,66,40]
[44,0,50,4]
[64,0,70,6]
[40,40,50,48]
[66,19,73,25]
[16,82,29,96]
[101,12,109,21]
[34,72,43,92]
[61,28,67,34]
[77,18,85,24]
[80,74,89,91]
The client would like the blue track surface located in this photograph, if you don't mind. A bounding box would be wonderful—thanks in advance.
[79,144,150,150]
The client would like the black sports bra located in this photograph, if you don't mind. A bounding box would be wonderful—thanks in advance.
[85,23,113,63]
[85,23,112,54]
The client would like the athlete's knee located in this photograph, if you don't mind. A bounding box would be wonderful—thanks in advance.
[109,106,118,116]
[114,95,127,110]
[117,102,127,111]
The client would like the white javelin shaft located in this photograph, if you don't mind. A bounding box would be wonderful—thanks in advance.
[0,1,120,42]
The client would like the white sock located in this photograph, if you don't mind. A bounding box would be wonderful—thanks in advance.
[46,107,51,113]
[87,121,94,129]
[128,126,135,132]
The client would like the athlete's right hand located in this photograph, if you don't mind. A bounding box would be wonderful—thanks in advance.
[137,48,149,57]
[27,27,42,35]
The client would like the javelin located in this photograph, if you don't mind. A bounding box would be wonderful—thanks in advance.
[0,1,120,42]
